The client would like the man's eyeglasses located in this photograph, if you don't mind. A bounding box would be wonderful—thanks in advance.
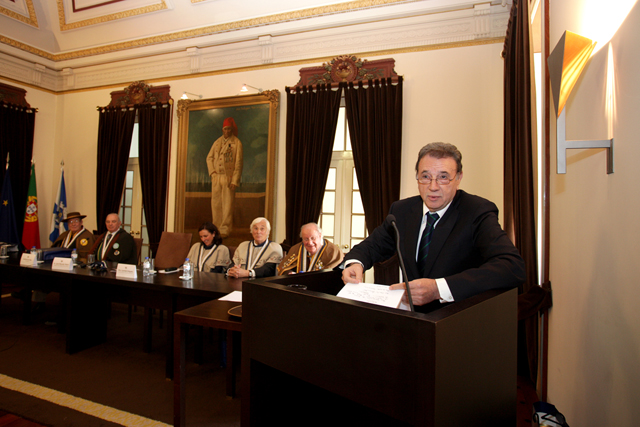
[416,173,457,185]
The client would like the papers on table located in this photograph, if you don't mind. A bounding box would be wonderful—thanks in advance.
[219,291,242,302]
[337,283,405,309]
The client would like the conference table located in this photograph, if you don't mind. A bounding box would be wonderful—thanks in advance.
[0,254,244,378]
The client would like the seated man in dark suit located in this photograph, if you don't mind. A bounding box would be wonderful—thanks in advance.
[89,213,138,265]
[342,142,526,312]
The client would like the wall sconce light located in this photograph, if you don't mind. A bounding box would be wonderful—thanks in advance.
[240,84,263,93]
[181,91,202,100]
[548,30,613,174]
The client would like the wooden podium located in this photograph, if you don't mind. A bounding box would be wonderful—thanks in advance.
[241,270,517,426]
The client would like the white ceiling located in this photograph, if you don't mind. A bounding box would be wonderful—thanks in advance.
[0,0,512,91]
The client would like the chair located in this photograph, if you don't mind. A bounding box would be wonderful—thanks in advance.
[227,245,237,261]
[154,232,192,270]
[133,237,143,265]
[143,232,192,351]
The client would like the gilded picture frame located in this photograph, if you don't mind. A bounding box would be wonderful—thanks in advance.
[175,91,279,247]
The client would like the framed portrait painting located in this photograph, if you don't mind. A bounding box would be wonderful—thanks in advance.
[175,91,279,247]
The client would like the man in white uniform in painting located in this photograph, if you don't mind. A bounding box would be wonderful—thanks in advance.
[206,117,243,238]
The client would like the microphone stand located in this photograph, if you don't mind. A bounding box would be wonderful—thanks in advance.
[389,218,415,312]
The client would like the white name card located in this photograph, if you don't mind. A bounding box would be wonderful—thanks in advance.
[116,263,137,279]
[52,257,74,271]
[20,253,37,266]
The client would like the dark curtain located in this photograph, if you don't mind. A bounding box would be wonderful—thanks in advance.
[284,84,343,246]
[0,102,36,239]
[138,103,172,256]
[503,0,551,383]
[95,107,136,234]
[344,77,403,283]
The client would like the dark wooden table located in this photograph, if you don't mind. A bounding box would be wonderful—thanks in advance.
[173,299,242,427]
[0,255,244,378]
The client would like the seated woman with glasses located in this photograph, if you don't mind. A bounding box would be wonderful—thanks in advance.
[186,222,232,273]
[226,217,283,278]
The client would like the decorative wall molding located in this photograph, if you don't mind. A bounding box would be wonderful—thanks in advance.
[0,3,510,92]
[107,81,172,107]
[186,47,200,74]
[295,55,398,86]
[0,82,31,107]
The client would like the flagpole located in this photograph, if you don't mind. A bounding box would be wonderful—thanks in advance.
[49,160,68,243]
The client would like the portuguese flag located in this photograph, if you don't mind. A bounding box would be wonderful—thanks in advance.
[22,162,41,249]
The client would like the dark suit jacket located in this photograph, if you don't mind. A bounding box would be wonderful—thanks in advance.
[90,229,138,265]
[345,190,525,307]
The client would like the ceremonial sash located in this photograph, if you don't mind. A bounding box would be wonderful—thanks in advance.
[196,244,218,271]
[63,227,85,248]
[244,240,270,270]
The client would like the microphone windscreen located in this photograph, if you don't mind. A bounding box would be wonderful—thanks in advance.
[386,214,397,225]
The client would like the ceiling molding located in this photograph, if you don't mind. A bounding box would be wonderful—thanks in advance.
[0,4,508,93]
[5,0,426,61]
[0,35,54,61]
[57,0,169,31]
[0,0,38,27]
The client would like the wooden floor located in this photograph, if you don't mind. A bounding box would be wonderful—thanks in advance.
[1,378,539,427]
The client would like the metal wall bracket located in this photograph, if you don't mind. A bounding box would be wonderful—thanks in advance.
[557,109,614,174]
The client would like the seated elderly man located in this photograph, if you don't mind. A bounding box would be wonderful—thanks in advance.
[227,217,282,278]
[277,223,344,275]
[51,211,95,263]
[89,213,138,265]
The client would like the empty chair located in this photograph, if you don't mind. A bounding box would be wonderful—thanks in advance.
[154,232,192,270]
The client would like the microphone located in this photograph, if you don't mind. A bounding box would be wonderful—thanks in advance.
[386,214,414,312]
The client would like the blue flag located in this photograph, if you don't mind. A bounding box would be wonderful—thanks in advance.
[49,168,68,243]
[0,167,20,245]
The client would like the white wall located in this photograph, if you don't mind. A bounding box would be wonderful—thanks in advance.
[548,1,640,425]
[2,41,506,249]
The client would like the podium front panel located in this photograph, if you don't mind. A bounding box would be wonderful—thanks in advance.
[241,271,517,426]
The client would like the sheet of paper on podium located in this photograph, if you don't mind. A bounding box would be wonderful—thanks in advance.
[219,291,243,302]
[337,283,405,308]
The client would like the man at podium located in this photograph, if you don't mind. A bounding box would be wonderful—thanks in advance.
[342,142,525,312]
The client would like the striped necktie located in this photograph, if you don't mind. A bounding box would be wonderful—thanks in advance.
[417,212,439,272]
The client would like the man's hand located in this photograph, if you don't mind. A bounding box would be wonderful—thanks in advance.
[389,278,440,306]
[342,263,363,284]
[229,183,237,190]
[227,265,249,278]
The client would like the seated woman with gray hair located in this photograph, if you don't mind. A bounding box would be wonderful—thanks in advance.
[227,217,283,278]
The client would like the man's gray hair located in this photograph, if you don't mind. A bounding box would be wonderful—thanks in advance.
[250,217,271,233]
[415,142,463,174]
[300,222,323,240]
[106,213,121,222]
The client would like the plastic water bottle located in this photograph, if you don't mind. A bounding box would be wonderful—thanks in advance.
[182,258,192,279]
[30,246,37,256]
[71,248,78,264]
[143,257,151,276]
